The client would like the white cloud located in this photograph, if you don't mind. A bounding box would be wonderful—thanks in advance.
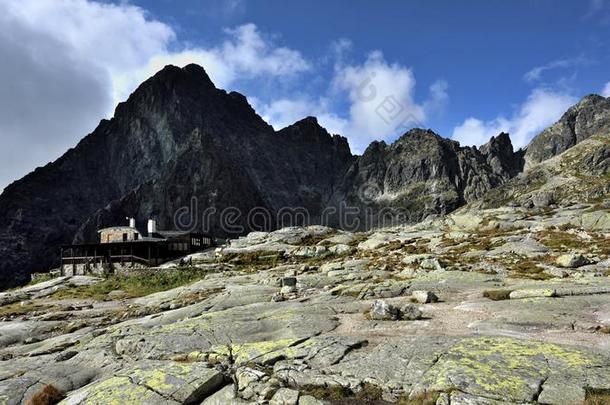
[584,0,608,20]
[602,81,610,97]
[119,23,310,103]
[0,0,309,190]
[524,56,589,82]
[330,51,432,152]
[0,0,173,190]
[328,38,353,63]
[425,80,450,114]
[452,88,577,148]
[253,97,349,136]
[452,117,511,147]
[254,51,448,154]
[254,51,449,154]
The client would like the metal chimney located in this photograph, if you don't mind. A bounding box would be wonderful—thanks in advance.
[129,217,136,228]
[147,219,157,235]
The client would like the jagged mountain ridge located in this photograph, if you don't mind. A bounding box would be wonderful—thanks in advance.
[0,64,604,289]
[524,94,610,169]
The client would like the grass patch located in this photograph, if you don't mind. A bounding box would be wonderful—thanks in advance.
[51,267,211,300]
[300,384,353,401]
[355,383,384,401]
[483,289,513,301]
[300,383,387,404]
[220,252,284,266]
[583,388,610,405]
[27,273,59,286]
[0,301,51,318]
[510,259,553,280]
[537,231,583,251]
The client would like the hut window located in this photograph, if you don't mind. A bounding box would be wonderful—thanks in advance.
[123,233,128,242]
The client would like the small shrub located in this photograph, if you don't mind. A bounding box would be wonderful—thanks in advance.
[355,382,383,401]
[25,384,64,405]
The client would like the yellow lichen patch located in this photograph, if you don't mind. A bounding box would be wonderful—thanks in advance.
[208,338,303,365]
[420,336,603,402]
[129,363,195,392]
[72,376,162,405]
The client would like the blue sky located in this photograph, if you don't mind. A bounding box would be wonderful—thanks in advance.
[1,0,609,190]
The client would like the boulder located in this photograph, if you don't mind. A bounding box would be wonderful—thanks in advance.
[419,258,443,271]
[269,387,299,405]
[531,191,554,208]
[411,290,439,304]
[369,300,399,321]
[556,253,587,268]
[580,211,610,231]
[202,384,249,404]
[328,244,352,255]
[400,304,423,320]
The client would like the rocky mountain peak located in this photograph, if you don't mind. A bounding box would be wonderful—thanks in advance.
[151,63,216,90]
[480,132,524,178]
[525,93,610,169]
[394,128,445,145]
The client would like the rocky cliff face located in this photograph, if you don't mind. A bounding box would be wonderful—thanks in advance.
[336,129,523,227]
[525,94,610,169]
[0,64,528,289]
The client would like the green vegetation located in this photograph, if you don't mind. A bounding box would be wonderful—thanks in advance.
[537,230,583,251]
[51,267,211,300]
[27,272,59,286]
[0,301,51,317]
[299,384,352,401]
[299,382,388,403]
[510,259,553,280]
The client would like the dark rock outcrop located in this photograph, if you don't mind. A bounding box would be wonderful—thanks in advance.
[336,129,521,227]
[0,64,524,289]
[525,94,610,169]
[480,132,524,179]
